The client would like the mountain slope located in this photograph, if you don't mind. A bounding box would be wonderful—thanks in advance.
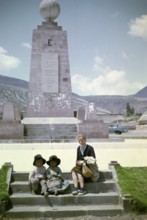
[0,75,28,89]
[135,86,147,98]
[81,95,147,114]
[0,76,28,114]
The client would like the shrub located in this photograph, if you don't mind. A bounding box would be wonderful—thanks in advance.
[0,166,9,201]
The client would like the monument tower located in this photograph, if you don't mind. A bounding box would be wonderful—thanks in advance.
[22,0,79,140]
[27,0,72,117]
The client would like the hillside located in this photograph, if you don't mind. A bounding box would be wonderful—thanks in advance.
[0,75,28,89]
[82,95,147,114]
[0,76,28,115]
[0,75,147,116]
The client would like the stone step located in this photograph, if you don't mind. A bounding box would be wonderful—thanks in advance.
[10,192,119,206]
[6,204,123,218]
[7,169,124,218]
[11,180,116,194]
[12,170,113,182]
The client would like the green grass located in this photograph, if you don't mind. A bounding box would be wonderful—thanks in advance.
[116,165,147,213]
[0,165,9,201]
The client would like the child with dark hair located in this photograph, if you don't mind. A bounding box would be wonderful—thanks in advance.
[28,154,48,197]
[46,155,69,195]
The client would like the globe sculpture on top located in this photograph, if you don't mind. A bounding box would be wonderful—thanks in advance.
[39,0,60,22]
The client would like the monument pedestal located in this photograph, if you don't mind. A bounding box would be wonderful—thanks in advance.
[136,111,147,130]
[0,102,24,140]
[0,122,24,140]
[22,117,79,141]
[77,102,109,139]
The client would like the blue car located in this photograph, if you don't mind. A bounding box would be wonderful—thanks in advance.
[109,124,128,135]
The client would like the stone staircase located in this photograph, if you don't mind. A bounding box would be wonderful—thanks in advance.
[6,170,124,218]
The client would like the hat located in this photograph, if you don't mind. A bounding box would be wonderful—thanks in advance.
[46,155,61,166]
[33,154,46,166]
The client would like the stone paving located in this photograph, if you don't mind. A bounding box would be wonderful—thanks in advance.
[2,213,147,220]
[0,139,147,172]
[1,137,147,219]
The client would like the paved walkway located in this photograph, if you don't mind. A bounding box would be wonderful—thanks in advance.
[2,213,147,220]
[0,139,147,172]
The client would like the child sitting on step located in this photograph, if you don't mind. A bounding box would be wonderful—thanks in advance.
[28,154,48,197]
[46,155,69,195]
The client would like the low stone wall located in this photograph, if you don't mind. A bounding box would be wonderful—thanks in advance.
[77,120,109,138]
[25,124,78,140]
[0,122,24,139]
[109,161,132,212]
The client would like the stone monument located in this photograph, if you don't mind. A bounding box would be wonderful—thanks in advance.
[0,102,24,139]
[136,111,147,130]
[22,0,79,140]
[77,102,109,138]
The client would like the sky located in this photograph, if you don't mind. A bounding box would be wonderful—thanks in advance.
[0,0,147,96]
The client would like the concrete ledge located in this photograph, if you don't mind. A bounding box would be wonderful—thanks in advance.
[6,204,124,218]
[121,194,132,212]
[109,161,132,212]
[0,138,124,143]
[21,117,80,124]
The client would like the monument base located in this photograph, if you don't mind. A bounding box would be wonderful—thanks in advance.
[21,117,80,141]
[0,122,24,139]
[77,120,109,139]
[136,125,147,130]
[136,111,147,130]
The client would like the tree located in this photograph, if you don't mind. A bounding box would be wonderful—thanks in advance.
[126,102,135,116]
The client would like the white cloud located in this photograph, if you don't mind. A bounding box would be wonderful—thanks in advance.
[0,47,21,73]
[71,55,145,96]
[128,15,147,39]
[21,43,31,49]
[0,47,7,54]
